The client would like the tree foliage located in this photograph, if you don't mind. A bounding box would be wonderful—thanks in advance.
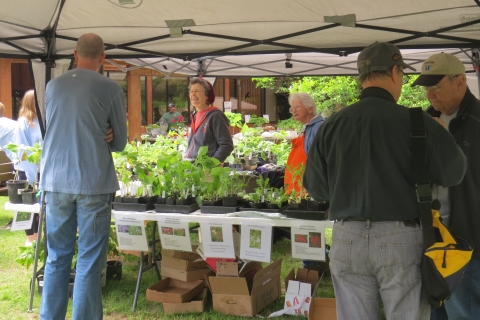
[253,75,431,117]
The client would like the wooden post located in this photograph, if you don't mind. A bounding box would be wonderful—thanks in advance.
[224,78,230,102]
[146,75,153,124]
[127,71,141,142]
[0,58,12,118]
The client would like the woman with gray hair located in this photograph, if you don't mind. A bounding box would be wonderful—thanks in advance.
[184,78,233,162]
[284,92,323,194]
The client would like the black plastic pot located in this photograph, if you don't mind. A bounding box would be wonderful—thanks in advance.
[157,197,167,204]
[222,196,238,207]
[166,198,176,205]
[176,197,194,206]
[249,202,266,209]
[7,180,28,204]
[22,190,39,205]
[201,199,222,206]
[266,203,279,209]
[106,260,123,281]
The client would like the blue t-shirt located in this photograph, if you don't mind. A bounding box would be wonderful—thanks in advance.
[40,68,127,194]
[0,117,18,161]
[15,117,42,185]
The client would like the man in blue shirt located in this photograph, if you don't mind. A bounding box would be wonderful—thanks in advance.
[39,33,127,320]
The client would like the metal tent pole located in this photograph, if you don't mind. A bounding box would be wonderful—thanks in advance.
[28,191,46,312]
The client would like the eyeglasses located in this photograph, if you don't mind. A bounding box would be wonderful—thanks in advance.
[189,90,204,94]
[424,75,458,93]
[289,105,304,112]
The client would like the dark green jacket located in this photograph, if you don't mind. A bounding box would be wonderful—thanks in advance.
[304,87,466,221]
[427,88,480,257]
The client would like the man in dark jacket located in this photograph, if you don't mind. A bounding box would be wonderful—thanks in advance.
[413,52,480,320]
[304,42,467,320]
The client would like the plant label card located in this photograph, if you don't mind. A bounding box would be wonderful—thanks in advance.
[10,212,34,231]
[239,221,272,263]
[199,220,235,258]
[157,216,192,252]
[290,220,326,261]
[115,216,149,252]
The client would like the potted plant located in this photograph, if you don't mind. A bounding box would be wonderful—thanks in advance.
[107,225,123,281]
[21,142,42,204]
[247,114,268,128]
[4,142,29,203]
[224,111,243,135]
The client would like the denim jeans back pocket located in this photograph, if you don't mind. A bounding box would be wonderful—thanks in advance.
[381,242,423,288]
[330,238,352,279]
[77,194,111,235]
[46,192,60,206]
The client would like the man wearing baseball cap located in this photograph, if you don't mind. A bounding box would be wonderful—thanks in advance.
[413,53,480,319]
[158,102,182,131]
[304,42,466,320]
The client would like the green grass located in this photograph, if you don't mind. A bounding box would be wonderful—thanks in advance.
[0,196,334,319]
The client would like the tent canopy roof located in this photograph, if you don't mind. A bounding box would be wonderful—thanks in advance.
[1,0,480,76]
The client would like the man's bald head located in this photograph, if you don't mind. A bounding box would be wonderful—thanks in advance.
[76,33,104,60]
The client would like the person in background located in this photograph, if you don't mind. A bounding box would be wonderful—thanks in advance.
[15,90,42,245]
[159,102,182,130]
[0,101,18,161]
[184,78,233,162]
[304,42,467,320]
[153,106,161,123]
[39,33,127,320]
[283,92,325,269]
[412,52,480,320]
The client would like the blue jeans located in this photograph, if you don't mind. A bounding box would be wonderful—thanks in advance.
[444,257,480,319]
[330,220,430,320]
[40,192,112,320]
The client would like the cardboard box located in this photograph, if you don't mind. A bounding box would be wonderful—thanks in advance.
[308,298,337,320]
[284,280,312,316]
[146,278,203,304]
[285,268,320,295]
[161,265,213,282]
[161,255,208,271]
[162,288,208,315]
[206,259,282,317]
[161,247,200,260]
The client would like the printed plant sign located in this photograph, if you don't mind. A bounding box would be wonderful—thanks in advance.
[128,226,143,236]
[295,234,308,243]
[249,229,262,249]
[173,228,186,236]
[308,232,321,248]
[162,227,173,235]
[210,226,224,242]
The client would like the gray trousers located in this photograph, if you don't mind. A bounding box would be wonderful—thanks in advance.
[330,220,430,320]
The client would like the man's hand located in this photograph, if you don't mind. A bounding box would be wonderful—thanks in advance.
[432,117,447,130]
[105,127,114,143]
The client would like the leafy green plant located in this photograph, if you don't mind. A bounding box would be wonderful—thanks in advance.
[16,239,45,270]
[224,112,243,129]
[277,118,303,132]
[5,142,27,180]
[266,188,289,208]
[248,114,268,127]
[25,142,42,192]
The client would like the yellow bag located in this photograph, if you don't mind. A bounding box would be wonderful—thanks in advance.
[422,210,473,307]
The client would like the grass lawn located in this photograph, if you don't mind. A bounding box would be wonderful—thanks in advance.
[0,196,334,319]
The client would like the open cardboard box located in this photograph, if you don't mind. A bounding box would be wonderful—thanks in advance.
[308,298,337,320]
[162,288,209,315]
[161,255,208,271]
[161,265,213,282]
[285,267,320,296]
[146,277,203,304]
[206,259,282,317]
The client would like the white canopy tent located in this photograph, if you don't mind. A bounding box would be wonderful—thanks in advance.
[1,0,480,132]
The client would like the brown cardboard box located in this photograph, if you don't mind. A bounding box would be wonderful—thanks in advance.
[285,268,320,296]
[206,259,282,317]
[161,254,208,271]
[161,265,213,282]
[308,298,337,320]
[162,288,208,315]
[146,278,203,304]
[161,247,200,261]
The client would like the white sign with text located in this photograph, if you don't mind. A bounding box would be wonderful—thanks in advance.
[290,220,325,261]
[115,216,149,251]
